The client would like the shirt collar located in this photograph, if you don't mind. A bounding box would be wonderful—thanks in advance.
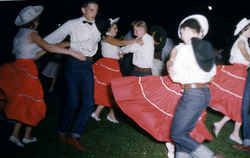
[81,16,95,23]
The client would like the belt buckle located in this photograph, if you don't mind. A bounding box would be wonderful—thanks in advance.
[191,84,196,88]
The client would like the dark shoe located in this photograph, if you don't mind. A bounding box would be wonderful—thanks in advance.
[56,133,67,143]
[67,137,85,151]
[232,144,250,152]
[214,154,224,158]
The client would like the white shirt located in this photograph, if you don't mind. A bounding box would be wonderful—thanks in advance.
[101,41,120,59]
[121,33,154,68]
[152,58,164,76]
[44,17,101,57]
[229,36,250,66]
[169,43,216,84]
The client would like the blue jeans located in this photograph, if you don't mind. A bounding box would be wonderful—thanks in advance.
[57,57,94,138]
[242,68,250,146]
[170,87,214,158]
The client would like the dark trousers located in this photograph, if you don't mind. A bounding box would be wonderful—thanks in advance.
[129,69,152,76]
[170,87,214,157]
[57,57,94,138]
[119,53,134,76]
[242,68,250,146]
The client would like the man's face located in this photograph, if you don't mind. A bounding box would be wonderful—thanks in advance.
[133,26,145,38]
[180,27,201,44]
[81,3,99,21]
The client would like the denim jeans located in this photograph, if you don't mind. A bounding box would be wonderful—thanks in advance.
[170,87,214,158]
[242,68,250,146]
[57,57,94,138]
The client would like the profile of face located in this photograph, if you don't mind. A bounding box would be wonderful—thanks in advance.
[243,26,250,38]
[33,19,40,30]
[108,24,118,37]
[180,27,202,44]
[133,26,145,38]
[81,3,99,21]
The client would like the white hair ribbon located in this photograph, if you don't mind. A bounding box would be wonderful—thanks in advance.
[109,17,120,25]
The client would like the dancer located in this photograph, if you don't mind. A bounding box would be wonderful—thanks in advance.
[120,20,154,76]
[43,0,101,150]
[228,18,250,152]
[168,14,223,158]
[0,5,85,148]
[210,18,250,145]
[91,18,142,123]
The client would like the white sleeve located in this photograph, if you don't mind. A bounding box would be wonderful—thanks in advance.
[44,20,72,44]
[121,43,140,54]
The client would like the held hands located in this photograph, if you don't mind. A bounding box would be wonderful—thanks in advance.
[136,38,144,45]
[70,50,87,61]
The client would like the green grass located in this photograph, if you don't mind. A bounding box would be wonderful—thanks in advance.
[17,94,249,158]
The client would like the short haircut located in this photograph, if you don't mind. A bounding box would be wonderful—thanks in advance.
[180,18,201,34]
[133,20,148,32]
[81,0,99,8]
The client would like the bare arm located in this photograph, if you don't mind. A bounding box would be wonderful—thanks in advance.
[166,47,177,72]
[104,36,142,46]
[34,41,70,60]
[238,40,250,61]
[29,32,86,61]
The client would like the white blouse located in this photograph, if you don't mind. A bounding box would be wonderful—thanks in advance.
[230,36,250,66]
[169,43,216,84]
[101,41,120,59]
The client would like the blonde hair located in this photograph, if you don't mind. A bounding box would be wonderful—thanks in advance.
[133,20,148,32]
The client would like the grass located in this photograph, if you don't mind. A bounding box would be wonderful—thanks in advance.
[1,90,249,158]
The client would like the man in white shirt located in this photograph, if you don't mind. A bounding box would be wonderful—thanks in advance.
[168,15,223,158]
[44,0,101,150]
[121,21,154,76]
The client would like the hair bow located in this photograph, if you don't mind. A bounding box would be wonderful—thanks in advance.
[109,17,120,25]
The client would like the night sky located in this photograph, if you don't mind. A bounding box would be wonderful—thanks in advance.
[0,0,249,59]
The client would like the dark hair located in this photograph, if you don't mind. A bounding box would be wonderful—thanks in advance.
[150,25,167,53]
[81,0,99,8]
[240,23,250,35]
[21,16,40,29]
[180,18,201,34]
[96,18,119,38]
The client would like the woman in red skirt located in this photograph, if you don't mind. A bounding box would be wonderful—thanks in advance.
[210,18,250,145]
[91,18,142,123]
[0,5,86,147]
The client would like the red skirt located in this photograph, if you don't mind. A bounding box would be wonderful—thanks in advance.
[0,59,46,126]
[210,64,247,122]
[111,76,213,142]
[93,58,122,107]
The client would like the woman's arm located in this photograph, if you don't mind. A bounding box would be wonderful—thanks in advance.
[34,41,70,60]
[29,32,86,61]
[103,36,142,46]
[238,40,250,61]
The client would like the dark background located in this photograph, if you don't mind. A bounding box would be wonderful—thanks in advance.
[0,0,249,61]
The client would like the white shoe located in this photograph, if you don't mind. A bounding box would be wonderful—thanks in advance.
[229,134,242,144]
[107,115,119,124]
[22,137,38,144]
[165,142,175,158]
[9,136,24,147]
[91,113,101,121]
